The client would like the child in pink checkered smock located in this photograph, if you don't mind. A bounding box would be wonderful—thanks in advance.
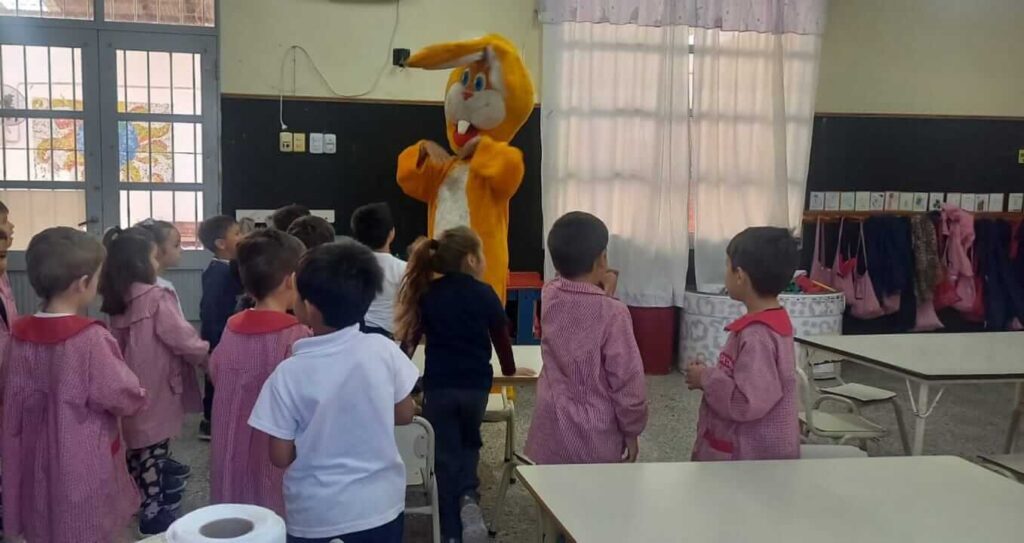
[3,228,147,543]
[686,227,801,461]
[209,229,310,515]
[525,212,648,465]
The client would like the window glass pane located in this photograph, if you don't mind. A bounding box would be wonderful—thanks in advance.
[28,118,52,180]
[0,188,86,250]
[1,45,84,111]
[171,53,196,115]
[1,45,27,110]
[105,0,215,27]
[120,189,201,248]
[123,50,148,113]
[0,0,93,20]
[2,116,28,180]
[149,51,171,114]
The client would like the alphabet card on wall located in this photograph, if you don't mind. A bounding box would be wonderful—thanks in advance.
[912,192,929,212]
[899,192,915,211]
[855,191,871,211]
[989,193,1004,212]
[974,194,988,212]
[840,192,856,211]
[928,193,945,211]
[825,192,841,210]
[1009,194,1024,213]
[946,193,962,207]
[809,192,825,210]
[961,194,976,212]
[870,192,885,211]
[885,191,900,211]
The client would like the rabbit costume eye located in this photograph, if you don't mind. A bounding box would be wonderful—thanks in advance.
[473,73,487,92]
[460,69,471,87]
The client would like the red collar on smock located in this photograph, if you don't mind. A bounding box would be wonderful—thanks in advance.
[725,307,793,336]
[12,315,102,344]
[227,309,300,335]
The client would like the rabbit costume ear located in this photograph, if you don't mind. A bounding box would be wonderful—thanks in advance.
[406,34,535,148]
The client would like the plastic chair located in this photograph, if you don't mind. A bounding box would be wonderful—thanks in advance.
[482,386,516,535]
[395,416,440,543]
[491,451,535,536]
[796,367,888,451]
[801,348,911,455]
[800,444,869,459]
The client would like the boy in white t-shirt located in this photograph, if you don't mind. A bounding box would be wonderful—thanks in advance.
[249,239,418,543]
[351,202,407,339]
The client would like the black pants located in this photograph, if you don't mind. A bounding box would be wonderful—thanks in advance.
[422,388,489,539]
[203,377,214,422]
[287,513,404,543]
[127,439,171,520]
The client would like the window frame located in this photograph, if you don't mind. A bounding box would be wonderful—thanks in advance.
[0,0,220,270]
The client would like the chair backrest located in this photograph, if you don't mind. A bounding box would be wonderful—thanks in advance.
[795,367,815,428]
[395,416,435,487]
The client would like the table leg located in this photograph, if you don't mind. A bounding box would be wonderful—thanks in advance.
[1004,383,1023,454]
[912,382,929,455]
[539,507,560,543]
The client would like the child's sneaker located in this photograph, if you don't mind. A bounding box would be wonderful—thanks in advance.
[460,495,488,543]
[138,508,177,536]
[159,457,192,479]
[160,489,184,512]
[160,471,188,495]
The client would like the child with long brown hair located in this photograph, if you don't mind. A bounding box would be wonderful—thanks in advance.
[100,227,208,535]
[395,225,532,543]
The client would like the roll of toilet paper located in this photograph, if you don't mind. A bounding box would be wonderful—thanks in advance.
[166,504,286,543]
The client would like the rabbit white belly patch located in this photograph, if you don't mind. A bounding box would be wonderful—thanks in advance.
[434,162,471,237]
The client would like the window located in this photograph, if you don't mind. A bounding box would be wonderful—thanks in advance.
[0,0,218,257]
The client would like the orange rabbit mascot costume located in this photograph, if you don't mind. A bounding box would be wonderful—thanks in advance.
[396,34,534,303]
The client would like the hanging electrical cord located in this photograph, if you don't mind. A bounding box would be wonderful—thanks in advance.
[279,0,401,130]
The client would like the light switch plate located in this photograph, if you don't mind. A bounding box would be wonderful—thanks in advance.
[278,132,293,153]
[324,133,337,154]
[309,133,324,154]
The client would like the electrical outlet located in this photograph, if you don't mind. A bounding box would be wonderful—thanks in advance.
[279,132,293,153]
[309,133,324,154]
[324,133,337,154]
[1018,149,1024,164]
[293,132,307,153]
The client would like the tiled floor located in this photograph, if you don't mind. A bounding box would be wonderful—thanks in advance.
[169,363,1019,542]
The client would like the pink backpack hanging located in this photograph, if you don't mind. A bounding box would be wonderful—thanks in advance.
[810,219,833,287]
[848,222,884,320]
[831,218,855,299]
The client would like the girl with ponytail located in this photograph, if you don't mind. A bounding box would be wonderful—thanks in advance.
[394,225,533,542]
[100,225,209,534]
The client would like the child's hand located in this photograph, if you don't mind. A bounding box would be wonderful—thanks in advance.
[685,362,707,390]
[514,367,537,377]
[601,269,620,297]
[622,436,639,463]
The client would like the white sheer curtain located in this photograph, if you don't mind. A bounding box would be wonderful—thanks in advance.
[540,0,827,298]
[691,28,822,292]
[541,22,691,306]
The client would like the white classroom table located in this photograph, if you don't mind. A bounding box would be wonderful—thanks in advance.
[517,456,1024,543]
[409,344,543,385]
[797,333,1024,455]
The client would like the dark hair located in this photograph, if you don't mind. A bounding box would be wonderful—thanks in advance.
[726,227,798,297]
[548,211,609,279]
[25,227,105,301]
[269,204,311,231]
[237,229,306,300]
[296,239,383,330]
[351,202,394,250]
[99,226,158,315]
[287,215,335,250]
[198,215,238,254]
[395,226,481,342]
